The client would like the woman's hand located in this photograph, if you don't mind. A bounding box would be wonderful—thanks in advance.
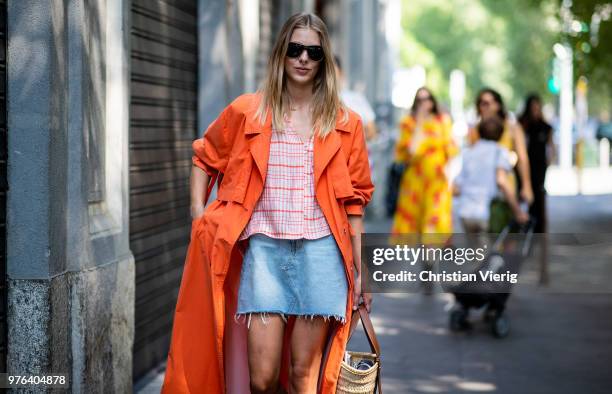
[190,203,206,221]
[515,210,530,225]
[353,274,373,313]
[451,182,461,196]
[520,185,534,205]
[190,165,211,221]
[414,105,430,123]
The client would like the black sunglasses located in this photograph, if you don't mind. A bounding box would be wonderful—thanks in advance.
[286,42,324,62]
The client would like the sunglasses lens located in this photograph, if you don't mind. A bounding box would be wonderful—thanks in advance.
[307,47,324,61]
[286,43,303,58]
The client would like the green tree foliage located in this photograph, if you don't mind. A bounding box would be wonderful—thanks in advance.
[564,0,611,115]
[401,0,611,115]
[401,0,560,111]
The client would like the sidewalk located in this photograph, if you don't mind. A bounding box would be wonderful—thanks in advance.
[355,194,612,393]
[356,289,611,393]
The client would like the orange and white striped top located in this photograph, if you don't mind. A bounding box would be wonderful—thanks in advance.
[238,118,332,240]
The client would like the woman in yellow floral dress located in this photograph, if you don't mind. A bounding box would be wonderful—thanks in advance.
[391,87,458,236]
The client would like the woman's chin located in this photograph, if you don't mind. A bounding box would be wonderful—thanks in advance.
[287,74,314,86]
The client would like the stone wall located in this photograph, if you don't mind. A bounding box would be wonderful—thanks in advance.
[6,0,134,392]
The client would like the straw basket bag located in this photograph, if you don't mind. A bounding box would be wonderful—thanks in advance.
[336,304,382,394]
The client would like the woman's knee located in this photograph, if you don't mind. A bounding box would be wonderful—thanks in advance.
[290,342,324,385]
[290,360,315,382]
[246,313,286,392]
[289,358,320,393]
[250,367,280,393]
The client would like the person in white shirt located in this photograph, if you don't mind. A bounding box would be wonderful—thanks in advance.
[454,117,529,233]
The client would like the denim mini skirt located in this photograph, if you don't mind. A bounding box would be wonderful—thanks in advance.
[235,233,349,328]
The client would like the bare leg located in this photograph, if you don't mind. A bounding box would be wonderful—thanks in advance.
[289,317,332,393]
[248,313,286,394]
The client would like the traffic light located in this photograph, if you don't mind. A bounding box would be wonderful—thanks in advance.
[548,57,561,95]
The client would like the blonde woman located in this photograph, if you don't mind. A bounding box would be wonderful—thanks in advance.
[162,13,374,394]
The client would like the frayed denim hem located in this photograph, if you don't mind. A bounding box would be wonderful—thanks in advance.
[234,311,346,329]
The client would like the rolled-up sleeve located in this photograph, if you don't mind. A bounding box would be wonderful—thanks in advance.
[192,105,236,177]
[344,119,375,216]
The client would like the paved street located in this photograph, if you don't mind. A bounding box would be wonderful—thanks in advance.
[136,194,612,393]
[350,193,612,394]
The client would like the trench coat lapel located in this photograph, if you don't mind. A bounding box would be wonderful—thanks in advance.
[314,123,341,186]
[245,112,272,181]
[246,110,351,186]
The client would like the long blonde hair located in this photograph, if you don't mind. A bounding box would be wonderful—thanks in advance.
[255,13,347,138]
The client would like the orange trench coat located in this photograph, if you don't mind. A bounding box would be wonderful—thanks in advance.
[161,93,375,393]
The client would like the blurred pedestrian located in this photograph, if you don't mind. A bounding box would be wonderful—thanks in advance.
[468,88,533,232]
[334,55,378,142]
[451,117,529,333]
[454,116,529,233]
[391,87,458,237]
[519,94,554,233]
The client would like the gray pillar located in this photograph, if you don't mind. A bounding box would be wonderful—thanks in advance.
[198,0,245,131]
[7,0,134,392]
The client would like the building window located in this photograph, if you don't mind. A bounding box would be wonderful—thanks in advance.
[85,0,106,203]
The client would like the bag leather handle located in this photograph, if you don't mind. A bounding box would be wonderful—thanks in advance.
[347,303,383,394]
[348,305,380,355]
